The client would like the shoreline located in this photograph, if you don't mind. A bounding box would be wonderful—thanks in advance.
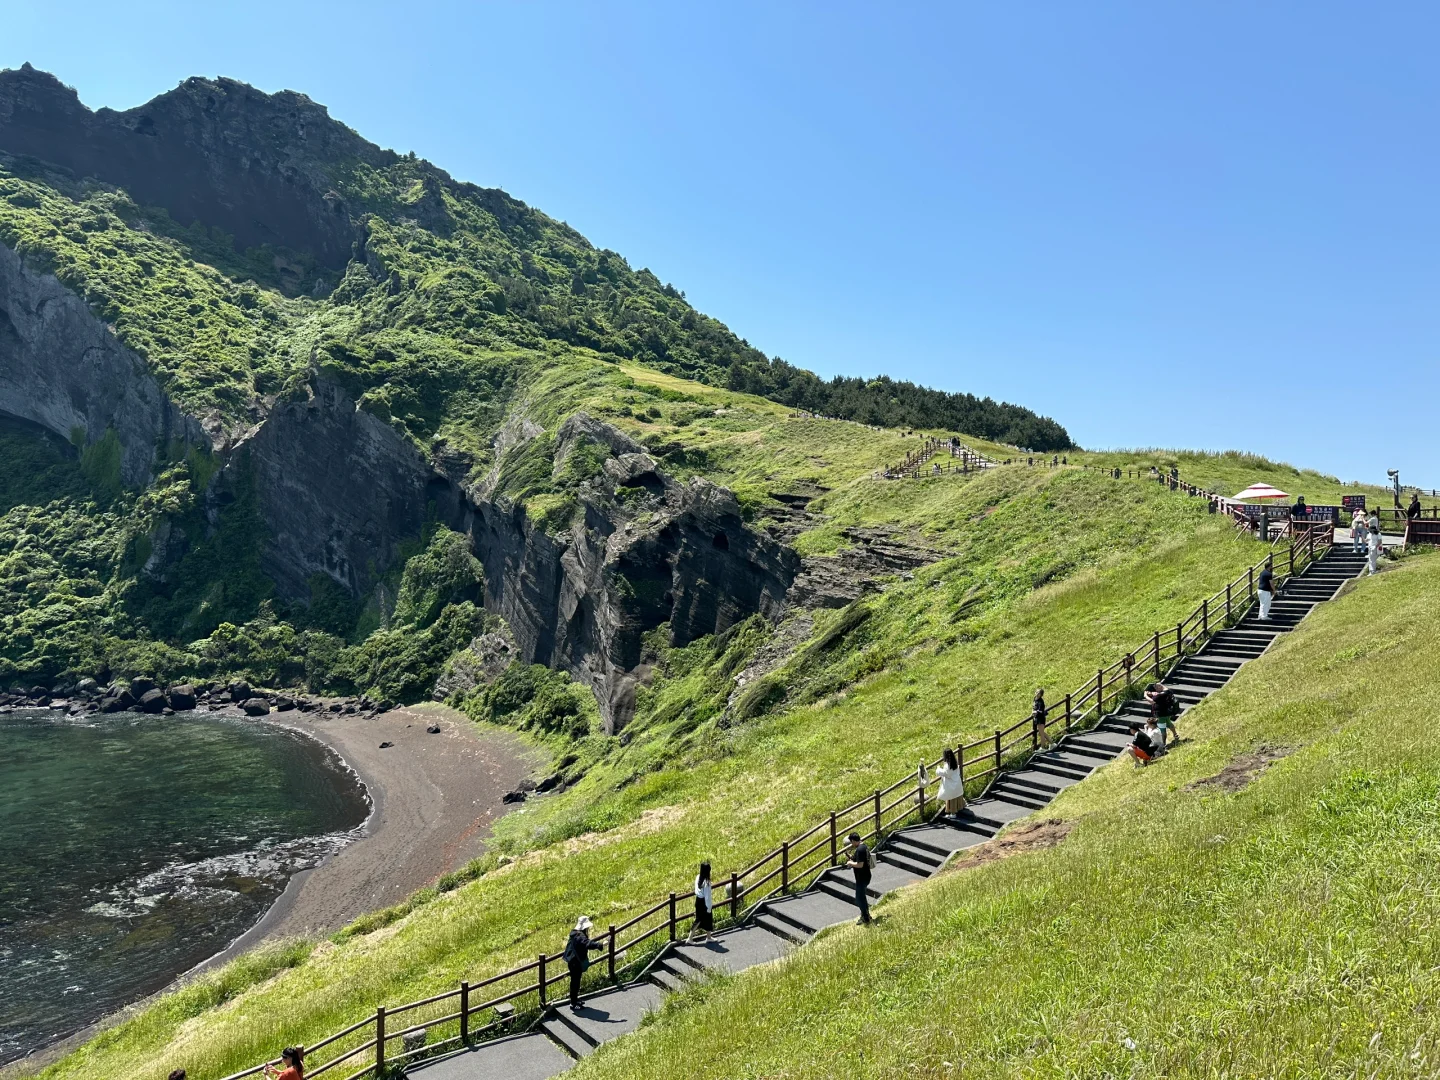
[1,703,540,1077]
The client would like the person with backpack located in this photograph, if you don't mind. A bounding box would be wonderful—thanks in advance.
[1145,682,1181,743]
[1257,563,1275,620]
[562,916,605,1009]
[689,862,714,943]
[845,833,873,925]
[935,748,965,816]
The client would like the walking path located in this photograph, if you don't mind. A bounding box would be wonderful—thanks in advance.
[407,544,1370,1078]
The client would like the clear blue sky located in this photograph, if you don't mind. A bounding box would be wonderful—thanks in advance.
[6,2,1438,488]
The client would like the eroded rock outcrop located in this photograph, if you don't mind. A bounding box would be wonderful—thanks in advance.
[0,242,206,485]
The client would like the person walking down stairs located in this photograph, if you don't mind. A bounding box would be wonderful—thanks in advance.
[1258,564,1276,620]
[689,863,714,944]
[936,748,965,816]
[563,917,604,1009]
[1145,682,1181,744]
[845,834,874,925]
[1032,688,1052,749]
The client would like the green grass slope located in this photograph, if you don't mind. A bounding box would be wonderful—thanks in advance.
[570,550,1440,1080]
[38,471,1274,1080]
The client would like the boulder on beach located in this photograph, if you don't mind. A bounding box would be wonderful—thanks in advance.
[76,678,99,695]
[230,680,252,703]
[99,690,135,713]
[271,694,295,711]
[167,684,197,711]
[137,688,167,713]
[129,676,157,698]
[240,698,271,716]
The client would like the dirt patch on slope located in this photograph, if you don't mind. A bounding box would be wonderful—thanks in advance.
[944,818,1072,873]
[1186,745,1293,794]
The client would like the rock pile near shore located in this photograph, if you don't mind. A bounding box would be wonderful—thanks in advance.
[0,679,391,720]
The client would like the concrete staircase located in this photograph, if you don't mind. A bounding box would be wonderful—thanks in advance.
[406,544,1367,1079]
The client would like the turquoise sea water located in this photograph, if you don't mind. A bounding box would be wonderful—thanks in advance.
[0,710,369,1063]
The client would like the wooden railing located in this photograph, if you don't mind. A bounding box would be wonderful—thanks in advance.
[219,522,1335,1080]
[881,437,994,479]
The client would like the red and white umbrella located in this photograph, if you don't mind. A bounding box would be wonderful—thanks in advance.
[1232,483,1290,501]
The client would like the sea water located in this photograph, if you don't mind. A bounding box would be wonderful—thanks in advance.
[0,709,370,1063]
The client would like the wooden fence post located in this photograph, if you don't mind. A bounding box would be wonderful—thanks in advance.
[1226,581,1232,623]
[669,893,677,941]
[608,926,617,982]
[829,812,838,866]
[917,764,926,820]
[729,872,739,920]
[538,954,547,1007]
[1202,598,1209,637]
[1096,668,1105,713]
[781,842,789,893]
[1064,693,1072,732]
[1176,622,1183,659]
[874,790,881,839]
[375,1007,386,1078]
[993,729,1001,774]
[460,981,470,1044]
[1152,631,1160,676]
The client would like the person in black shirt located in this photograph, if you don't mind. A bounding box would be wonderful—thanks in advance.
[1408,494,1423,520]
[1292,495,1307,520]
[845,833,873,925]
[1257,564,1275,621]
[1127,722,1157,767]
[1145,682,1181,743]
[562,916,605,1008]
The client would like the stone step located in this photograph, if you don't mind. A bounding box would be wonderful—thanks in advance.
[1027,758,1093,783]
[540,1013,597,1059]
[826,860,929,897]
[671,925,793,974]
[752,911,811,944]
[649,963,691,993]
[1003,769,1074,795]
[761,890,863,934]
[884,835,943,869]
[987,785,1052,811]
[878,849,938,878]
[900,822,999,856]
[404,1032,575,1080]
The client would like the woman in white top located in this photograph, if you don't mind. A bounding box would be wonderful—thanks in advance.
[689,862,713,943]
[936,748,966,816]
[1351,508,1368,553]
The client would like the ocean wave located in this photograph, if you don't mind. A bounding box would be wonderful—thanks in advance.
[83,829,363,919]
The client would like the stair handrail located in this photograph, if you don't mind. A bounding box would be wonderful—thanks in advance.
[215,524,1338,1080]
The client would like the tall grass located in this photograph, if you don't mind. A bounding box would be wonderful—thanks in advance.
[572,551,1440,1079]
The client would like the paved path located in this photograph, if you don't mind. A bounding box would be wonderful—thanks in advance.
[407,546,1368,1078]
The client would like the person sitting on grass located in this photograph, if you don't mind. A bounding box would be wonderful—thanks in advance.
[262,1047,304,1080]
[1143,716,1168,757]
[1127,722,1158,768]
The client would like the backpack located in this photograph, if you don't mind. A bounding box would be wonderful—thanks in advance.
[865,845,877,870]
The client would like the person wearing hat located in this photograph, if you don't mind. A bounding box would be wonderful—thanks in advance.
[563,916,605,1009]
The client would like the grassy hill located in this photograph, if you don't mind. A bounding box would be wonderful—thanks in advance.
[564,550,1440,1080]
[36,466,1287,1080]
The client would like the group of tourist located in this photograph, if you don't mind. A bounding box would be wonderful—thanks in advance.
[1350,506,1385,576]
[1126,683,1182,767]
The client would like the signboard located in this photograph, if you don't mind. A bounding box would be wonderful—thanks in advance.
[1295,505,1342,525]
[1342,495,1366,512]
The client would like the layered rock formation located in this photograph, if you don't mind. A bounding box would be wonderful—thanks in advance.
[0,242,206,486]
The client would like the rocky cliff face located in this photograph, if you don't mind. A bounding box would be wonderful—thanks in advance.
[469,414,799,730]
[0,248,798,727]
[0,64,392,277]
[0,242,206,486]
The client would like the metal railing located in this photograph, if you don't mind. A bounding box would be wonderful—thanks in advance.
[219,522,1335,1080]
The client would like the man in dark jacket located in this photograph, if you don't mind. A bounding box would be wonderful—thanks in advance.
[846,833,873,925]
[1409,494,1423,520]
[563,916,605,1008]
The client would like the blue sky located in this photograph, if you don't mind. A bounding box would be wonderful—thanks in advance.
[6,2,1437,487]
